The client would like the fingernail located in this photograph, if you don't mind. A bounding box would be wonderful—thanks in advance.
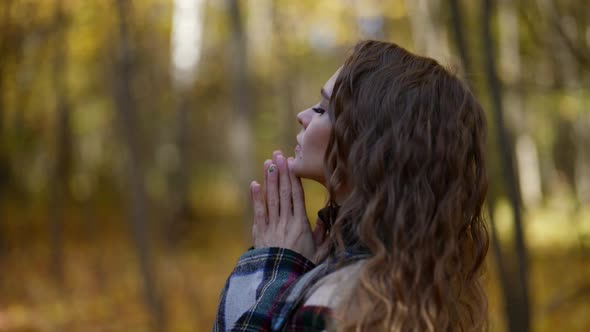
[268,164,276,173]
[276,155,284,166]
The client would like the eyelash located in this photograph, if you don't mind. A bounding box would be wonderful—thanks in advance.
[312,107,326,114]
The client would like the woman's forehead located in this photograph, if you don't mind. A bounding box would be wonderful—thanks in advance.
[322,67,342,97]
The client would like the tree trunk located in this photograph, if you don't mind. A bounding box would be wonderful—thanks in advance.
[227,0,254,234]
[0,0,13,256]
[167,0,206,245]
[167,94,194,244]
[536,0,589,207]
[448,0,472,79]
[482,0,531,331]
[499,0,542,208]
[574,118,590,204]
[113,1,165,331]
[49,0,72,288]
[0,0,9,135]
[447,5,517,332]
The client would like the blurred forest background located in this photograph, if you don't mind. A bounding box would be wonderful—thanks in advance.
[0,0,589,331]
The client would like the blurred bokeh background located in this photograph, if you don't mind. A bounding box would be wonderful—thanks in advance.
[0,0,589,331]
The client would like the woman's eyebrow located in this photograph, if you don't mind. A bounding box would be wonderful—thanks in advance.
[321,88,330,100]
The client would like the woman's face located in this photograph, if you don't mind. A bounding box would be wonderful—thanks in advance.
[292,68,341,184]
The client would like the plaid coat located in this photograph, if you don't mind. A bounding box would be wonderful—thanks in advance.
[213,246,370,332]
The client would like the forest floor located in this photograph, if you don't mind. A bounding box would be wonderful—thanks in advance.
[0,201,588,332]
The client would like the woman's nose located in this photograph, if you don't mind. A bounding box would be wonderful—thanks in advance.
[297,110,307,128]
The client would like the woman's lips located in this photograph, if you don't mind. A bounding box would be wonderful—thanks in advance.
[295,144,301,152]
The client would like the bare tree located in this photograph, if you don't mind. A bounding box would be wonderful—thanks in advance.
[227,0,254,234]
[0,0,14,256]
[448,0,472,79]
[166,94,194,244]
[542,0,590,67]
[48,0,72,288]
[113,0,165,330]
[0,0,10,134]
[536,0,590,206]
[482,0,530,331]
[497,0,542,209]
[166,0,206,244]
[447,6,513,332]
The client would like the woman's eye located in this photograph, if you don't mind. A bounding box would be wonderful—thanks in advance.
[312,107,326,114]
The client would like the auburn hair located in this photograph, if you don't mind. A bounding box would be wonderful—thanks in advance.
[320,40,489,331]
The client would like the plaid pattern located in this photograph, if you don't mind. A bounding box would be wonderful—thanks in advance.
[270,250,370,331]
[214,247,316,331]
[214,246,371,332]
[285,305,333,331]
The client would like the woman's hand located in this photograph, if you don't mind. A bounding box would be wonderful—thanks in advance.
[249,151,322,262]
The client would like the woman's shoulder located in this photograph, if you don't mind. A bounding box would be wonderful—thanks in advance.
[303,259,367,309]
[278,260,366,331]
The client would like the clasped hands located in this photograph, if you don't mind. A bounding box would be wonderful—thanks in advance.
[249,151,326,263]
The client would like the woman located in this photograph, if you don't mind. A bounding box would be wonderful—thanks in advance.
[214,40,489,332]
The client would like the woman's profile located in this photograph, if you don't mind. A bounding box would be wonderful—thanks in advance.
[214,40,489,332]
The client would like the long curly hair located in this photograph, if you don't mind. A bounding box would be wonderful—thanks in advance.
[320,40,489,331]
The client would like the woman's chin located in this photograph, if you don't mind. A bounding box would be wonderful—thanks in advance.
[291,163,326,184]
[291,160,311,179]
[290,161,304,177]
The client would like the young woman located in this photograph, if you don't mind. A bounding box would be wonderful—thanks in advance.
[214,40,489,332]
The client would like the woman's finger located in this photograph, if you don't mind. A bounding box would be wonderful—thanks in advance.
[263,159,272,217]
[276,154,292,221]
[270,150,281,195]
[287,157,305,219]
[263,159,272,193]
[266,163,279,226]
[264,159,272,177]
[272,150,282,164]
[250,181,261,246]
[271,150,281,178]
[250,181,266,228]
